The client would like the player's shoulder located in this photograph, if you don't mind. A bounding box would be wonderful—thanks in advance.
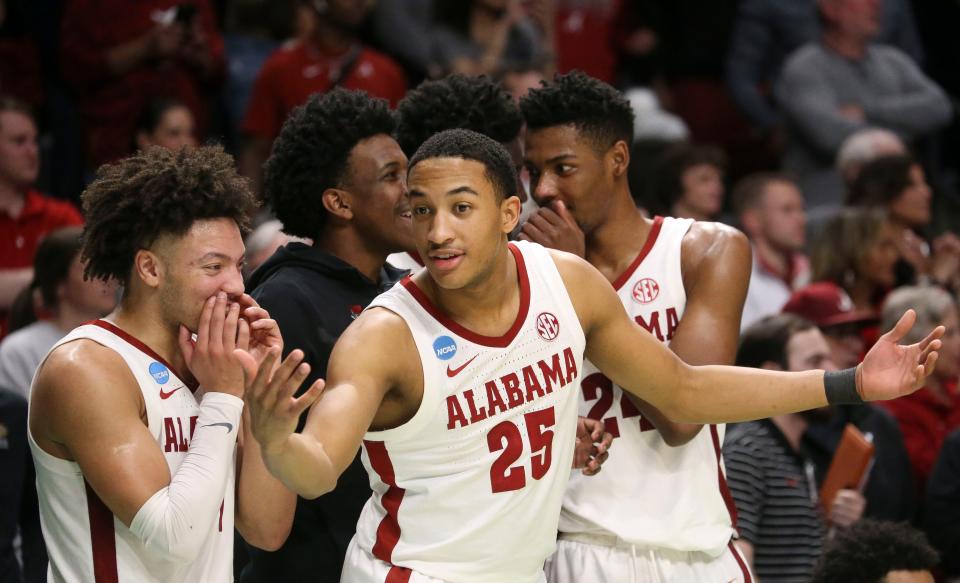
[681,220,750,271]
[34,339,136,404]
[342,305,416,352]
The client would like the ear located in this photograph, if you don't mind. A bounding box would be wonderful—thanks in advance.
[759,361,784,372]
[500,194,521,235]
[607,140,631,179]
[322,188,354,221]
[134,249,163,289]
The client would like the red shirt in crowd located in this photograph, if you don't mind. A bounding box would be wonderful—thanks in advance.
[555,2,621,84]
[242,41,407,142]
[60,0,225,167]
[0,189,84,337]
[880,379,960,490]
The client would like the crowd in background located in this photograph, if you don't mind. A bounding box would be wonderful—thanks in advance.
[2,0,960,581]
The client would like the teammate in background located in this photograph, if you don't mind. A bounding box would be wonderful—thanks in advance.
[239,129,942,583]
[28,146,314,581]
[520,71,754,580]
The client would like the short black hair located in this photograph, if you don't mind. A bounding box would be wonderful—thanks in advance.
[520,70,634,151]
[810,520,938,583]
[736,313,816,370]
[409,129,519,201]
[81,145,257,284]
[264,88,396,239]
[396,74,523,157]
[847,154,916,208]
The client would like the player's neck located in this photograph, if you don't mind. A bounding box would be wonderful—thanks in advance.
[584,200,650,283]
[314,226,388,283]
[109,299,186,374]
[771,414,808,452]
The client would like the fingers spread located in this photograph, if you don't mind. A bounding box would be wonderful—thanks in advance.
[884,309,917,344]
[291,379,326,418]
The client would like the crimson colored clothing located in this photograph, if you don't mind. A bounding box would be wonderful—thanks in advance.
[880,379,960,489]
[0,37,44,107]
[242,41,406,141]
[555,2,621,83]
[60,0,225,166]
[0,190,83,270]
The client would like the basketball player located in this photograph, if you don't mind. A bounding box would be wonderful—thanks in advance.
[238,129,942,583]
[28,146,318,581]
[521,71,753,580]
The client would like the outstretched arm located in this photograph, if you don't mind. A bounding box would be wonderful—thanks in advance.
[556,251,942,424]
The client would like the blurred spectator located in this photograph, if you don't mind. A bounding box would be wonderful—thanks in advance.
[0,387,45,583]
[60,0,226,169]
[726,313,865,582]
[879,286,960,492]
[836,127,906,189]
[240,0,406,195]
[433,0,551,78]
[554,0,621,83]
[809,519,938,583]
[726,0,924,135]
[651,143,726,221]
[0,0,44,109]
[134,97,197,152]
[372,0,436,78]
[242,219,290,279]
[499,64,545,103]
[782,281,875,369]
[734,172,810,330]
[925,428,960,578]
[0,227,118,400]
[776,0,952,210]
[0,98,82,339]
[809,208,899,320]
[848,155,960,291]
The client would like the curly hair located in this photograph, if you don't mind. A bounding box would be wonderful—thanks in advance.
[81,145,256,284]
[395,74,523,157]
[651,142,726,216]
[409,129,518,201]
[264,88,396,239]
[810,519,938,583]
[520,71,634,151]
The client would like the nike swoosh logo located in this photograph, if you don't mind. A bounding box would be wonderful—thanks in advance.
[446,354,478,378]
[159,387,182,400]
[203,422,234,433]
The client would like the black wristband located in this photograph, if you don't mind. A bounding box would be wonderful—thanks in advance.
[824,367,863,405]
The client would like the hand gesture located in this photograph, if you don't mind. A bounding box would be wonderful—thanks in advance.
[234,347,324,455]
[859,309,944,401]
[179,293,244,397]
[572,416,613,476]
[236,294,283,365]
[828,489,866,528]
[518,200,586,258]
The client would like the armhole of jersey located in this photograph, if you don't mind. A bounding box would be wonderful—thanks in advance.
[538,245,587,350]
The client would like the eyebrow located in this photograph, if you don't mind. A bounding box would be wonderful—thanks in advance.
[194,252,239,264]
[408,186,479,199]
[379,161,401,173]
[544,153,577,165]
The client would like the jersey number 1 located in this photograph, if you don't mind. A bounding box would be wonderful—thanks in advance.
[487,407,555,493]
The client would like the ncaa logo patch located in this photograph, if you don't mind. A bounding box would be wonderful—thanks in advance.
[536,312,560,341]
[433,335,458,361]
[149,362,170,385]
[632,278,660,304]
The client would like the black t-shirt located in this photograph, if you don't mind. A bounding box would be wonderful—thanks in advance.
[239,244,405,583]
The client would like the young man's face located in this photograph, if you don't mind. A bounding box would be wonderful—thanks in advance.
[524,124,618,233]
[0,110,39,189]
[787,327,837,373]
[153,217,246,332]
[343,134,414,254]
[756,180,807,252]
[408,157,518,290]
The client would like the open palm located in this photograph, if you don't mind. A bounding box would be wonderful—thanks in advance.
[860,309,944,402]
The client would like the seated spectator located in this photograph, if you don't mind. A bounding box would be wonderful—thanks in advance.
[836,128,907,190]
[775,0,951,210]
[734,172,810,330]
[60,0,226,169]
[0,98,83,339]
[0,227,118,399]
[878,286,960,492]
[809,519,938,583]
[240,0,407,195]
[652,143,726,221]
[925,429,960,578]
[848,155,960,291]
[134,98,197,152]
[0,387,45,582]
[725,314,865,582]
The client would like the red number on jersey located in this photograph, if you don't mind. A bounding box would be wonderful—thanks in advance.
[581,372,656,435]
[487,407,557,493]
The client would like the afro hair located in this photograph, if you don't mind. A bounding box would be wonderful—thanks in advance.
[810,520,938,583]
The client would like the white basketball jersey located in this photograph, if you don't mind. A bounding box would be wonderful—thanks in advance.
[559,216,738,554]
[347,241,586,583]
[28,320,235,582]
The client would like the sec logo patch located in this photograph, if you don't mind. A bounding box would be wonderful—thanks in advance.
[632,278,660,304]
[536,312,560,341]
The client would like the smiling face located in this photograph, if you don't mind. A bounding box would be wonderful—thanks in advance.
[407,157,519,290]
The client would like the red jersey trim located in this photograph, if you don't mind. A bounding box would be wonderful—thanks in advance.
[364,440,411,582]
[611,216,664,291]
[400,243,530,348]
[88,320,199,392]
[85,481,118,583]
[709,425,739,527]
[728,540,754,582]
[408,251,424,267]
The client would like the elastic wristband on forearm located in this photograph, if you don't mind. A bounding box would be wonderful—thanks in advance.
[824,367,862,405]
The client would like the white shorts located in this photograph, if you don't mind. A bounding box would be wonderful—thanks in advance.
[544,534,754,583]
